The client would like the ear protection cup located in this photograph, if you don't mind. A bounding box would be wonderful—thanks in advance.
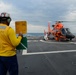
[7,18,11,22]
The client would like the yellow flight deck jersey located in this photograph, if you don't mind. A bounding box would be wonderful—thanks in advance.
[0,24,22,56]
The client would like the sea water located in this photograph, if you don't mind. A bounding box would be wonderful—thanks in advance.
[24,33,44,37]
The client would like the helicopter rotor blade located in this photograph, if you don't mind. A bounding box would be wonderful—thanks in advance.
[55,21,76,23]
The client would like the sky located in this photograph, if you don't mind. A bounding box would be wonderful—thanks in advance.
[0,0,76,33]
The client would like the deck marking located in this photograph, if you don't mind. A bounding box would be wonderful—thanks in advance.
[40,40,76,44]
[22,49,76,55]
[73,42,76,44]
[22,50,27,54]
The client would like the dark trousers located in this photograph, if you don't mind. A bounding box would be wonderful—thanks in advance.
[0,55,18,75]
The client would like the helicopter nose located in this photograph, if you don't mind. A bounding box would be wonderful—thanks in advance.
[66,34,75,39]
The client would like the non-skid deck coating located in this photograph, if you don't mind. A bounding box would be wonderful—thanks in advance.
[8,37,76,75]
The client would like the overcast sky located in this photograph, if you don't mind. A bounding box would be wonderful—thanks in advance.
[0,0,76,33]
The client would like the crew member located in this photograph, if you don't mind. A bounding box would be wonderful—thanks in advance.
[0,12,23,75]
[44,32,48,40]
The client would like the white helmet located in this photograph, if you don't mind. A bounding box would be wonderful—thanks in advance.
[0,12,11,22]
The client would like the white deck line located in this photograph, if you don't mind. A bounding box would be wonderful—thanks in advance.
[40,40,76,44]
[22,49,76,55]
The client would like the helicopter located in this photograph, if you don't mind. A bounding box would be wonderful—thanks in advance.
[44,21,75,41]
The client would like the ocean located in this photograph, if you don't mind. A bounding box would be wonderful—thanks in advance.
[25,33,44,36]
[22,33,76,37]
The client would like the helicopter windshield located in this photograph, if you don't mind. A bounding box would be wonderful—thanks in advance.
[61,28,71,35]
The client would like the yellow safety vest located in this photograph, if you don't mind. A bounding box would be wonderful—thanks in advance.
[0,24,22,56]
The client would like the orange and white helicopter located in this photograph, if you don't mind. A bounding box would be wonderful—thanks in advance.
[44,21,75,41]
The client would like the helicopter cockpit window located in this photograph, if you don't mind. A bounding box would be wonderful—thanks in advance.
[61,28,66,35]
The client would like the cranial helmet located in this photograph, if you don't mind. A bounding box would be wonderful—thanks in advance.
[0,12,11,23]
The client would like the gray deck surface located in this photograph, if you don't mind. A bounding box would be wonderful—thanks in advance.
[15,37,76,75]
